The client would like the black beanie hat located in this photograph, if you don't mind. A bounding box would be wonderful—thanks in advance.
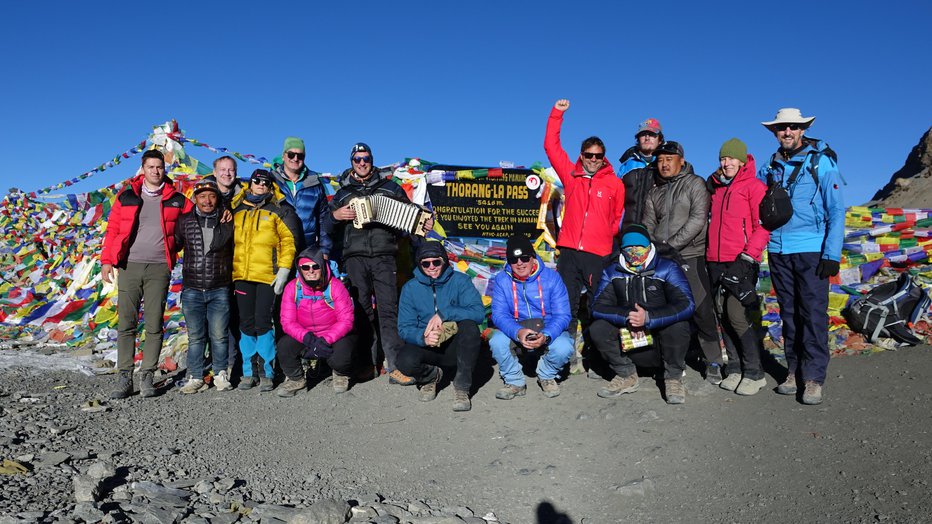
[415,241,449,266]
[505,235,535,263]
[350,142,373,165]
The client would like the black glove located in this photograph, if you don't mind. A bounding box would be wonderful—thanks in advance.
[722,253,755,284]
[816,259,840,279]
[302,332,334,359]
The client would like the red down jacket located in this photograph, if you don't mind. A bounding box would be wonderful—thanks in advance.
[100,174,192,269]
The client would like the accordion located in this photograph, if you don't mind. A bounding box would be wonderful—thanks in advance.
[348,195,433,236]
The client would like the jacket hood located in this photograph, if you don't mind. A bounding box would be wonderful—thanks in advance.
[295,246,331,289]
[618,145,651,165]
[708,154,758,188]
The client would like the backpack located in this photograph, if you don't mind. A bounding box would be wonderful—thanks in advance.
[758,139,839,232]
[842,273,931,346]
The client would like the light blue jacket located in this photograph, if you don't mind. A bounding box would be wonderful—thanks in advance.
[756,138,845,261]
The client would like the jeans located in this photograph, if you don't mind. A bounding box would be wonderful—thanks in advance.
[769,252,830,384]
[117,262,170,372]
[489,329,574,386]
[181,287,230,378]
[396,320,481,391]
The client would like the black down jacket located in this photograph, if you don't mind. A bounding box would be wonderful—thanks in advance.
[175,210,234,290]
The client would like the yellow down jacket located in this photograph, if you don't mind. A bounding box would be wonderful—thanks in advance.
[232,193,300,285]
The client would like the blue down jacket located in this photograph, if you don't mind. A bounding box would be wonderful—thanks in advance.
[490,255,571,342]
[592,245,695,330]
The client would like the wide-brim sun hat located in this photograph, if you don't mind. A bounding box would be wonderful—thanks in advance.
[761,108,815,128]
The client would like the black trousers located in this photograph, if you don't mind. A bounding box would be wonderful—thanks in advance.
[708,261,764,379]
[234,280,275,336]
[396,320,481,391]
[557,248,608,320]
[276,334,355,380]
[682,256,724,365]
[345,255,403,370]
[590,318,690,380]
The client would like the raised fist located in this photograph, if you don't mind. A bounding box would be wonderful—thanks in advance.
[554,99,570,112]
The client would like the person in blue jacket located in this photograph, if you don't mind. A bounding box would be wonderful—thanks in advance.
[270,136,332,255]
[489,235,573,400]
[396,241,485,412]
[757,108,845,406]
[589,225,695,405]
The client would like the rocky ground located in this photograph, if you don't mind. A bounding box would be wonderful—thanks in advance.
[1,345,931,524]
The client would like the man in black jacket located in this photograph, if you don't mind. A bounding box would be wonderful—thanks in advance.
[330,143,431,384]
[175,179,235,393]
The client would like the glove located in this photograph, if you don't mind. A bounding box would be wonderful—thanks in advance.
[722,253,756,284]
[816,259,840,279]
[302,332,334,359]
[272,268,290,295]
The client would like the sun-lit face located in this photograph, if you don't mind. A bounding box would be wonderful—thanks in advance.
[195,191,218,214]
[636,132,660,155]
[510,255,534,278]
[214,158,237,190]
[352,153,373,179]
[581,145,605,173]
[772,124,805,151]
[420,257,445,279]
[284,148,305,178]
[299,260,321,280]
[250,179,270,195]
[142,158,165,188]
[656,154,684,179]
[719,157,744,179]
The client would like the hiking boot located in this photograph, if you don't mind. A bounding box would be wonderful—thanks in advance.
[389,369,415,386]
[495,384,527,400]
[418,367,442,402]
[110,371,133,399]
[179,377,206,395]
[597,374,639,398]
[259,377,275,392]
[736,377,767,396]
[802,381,823,405]
[332,373,350,394]
[538,378,560,398]
[719,373,742,392]
[777,375,797,395]
[276,377,307,397]
[214,370,232,392]
[238,376,258,390]
[705,363,723,385]
[139,371,156,398]
[452,389,471,412]
[664,378,686,405]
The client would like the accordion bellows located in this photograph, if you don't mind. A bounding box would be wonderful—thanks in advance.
[349,195,433,236]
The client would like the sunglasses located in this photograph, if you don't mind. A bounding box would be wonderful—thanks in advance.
[508,255,533,264]
[286,151,306,160]
[352,156,372,164]
[251,178,271,187]
[581,152,605,160]
[299,263,321,271]
[773,123,804,131]
[420,259,444,269]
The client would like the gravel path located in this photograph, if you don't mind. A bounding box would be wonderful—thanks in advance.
[1,346,930,523]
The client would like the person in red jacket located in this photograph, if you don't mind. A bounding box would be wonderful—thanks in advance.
[706,138,770,396]
[101,149,193,399]
[544,99,626,374]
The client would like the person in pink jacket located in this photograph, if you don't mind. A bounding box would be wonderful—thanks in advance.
[706,138,770,396]
[276,247,356,396]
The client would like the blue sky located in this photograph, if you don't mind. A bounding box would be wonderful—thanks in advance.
[2,1,930,206]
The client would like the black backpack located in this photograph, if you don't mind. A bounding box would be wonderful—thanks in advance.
[842,273,931,346]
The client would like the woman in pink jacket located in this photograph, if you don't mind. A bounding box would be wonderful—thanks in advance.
[706,138,770,396]
[276,247,356,396]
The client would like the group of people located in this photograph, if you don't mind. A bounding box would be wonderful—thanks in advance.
[100,99,844,411]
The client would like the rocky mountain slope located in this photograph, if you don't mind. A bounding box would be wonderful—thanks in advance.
[869,127,932,207]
